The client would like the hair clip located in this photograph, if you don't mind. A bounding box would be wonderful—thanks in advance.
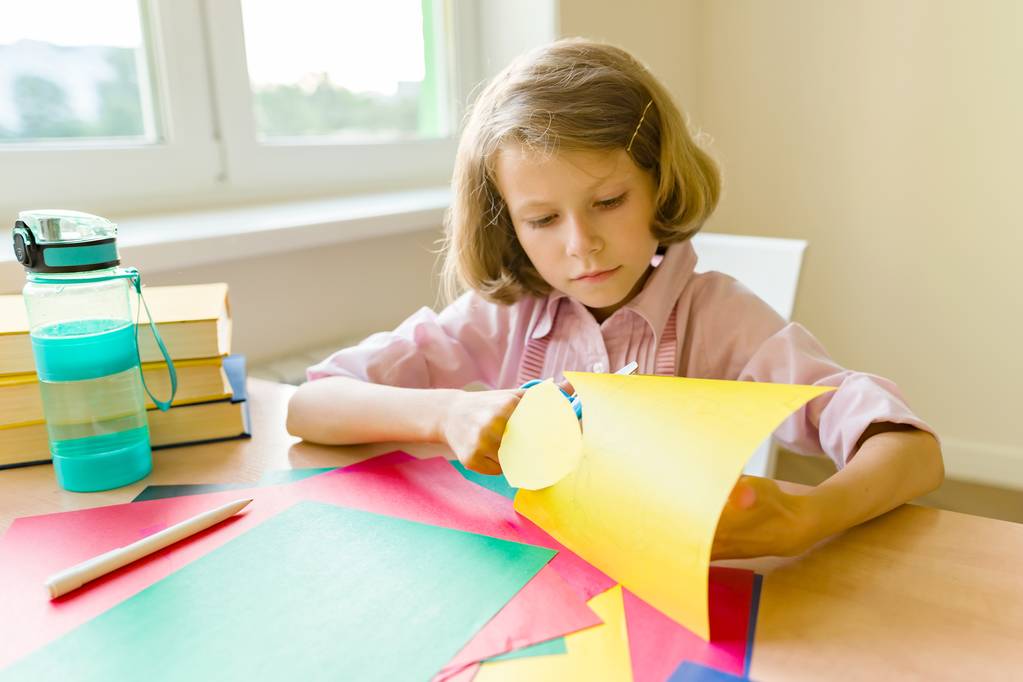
[626,100,654,152]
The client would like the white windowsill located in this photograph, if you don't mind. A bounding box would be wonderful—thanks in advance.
[1,187,451,279]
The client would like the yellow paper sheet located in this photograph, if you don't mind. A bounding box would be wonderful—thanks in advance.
[498,380,582,490]
[513,372,833,640]
[475,584,632,682]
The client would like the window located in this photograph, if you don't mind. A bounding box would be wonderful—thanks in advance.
[0,1,221,217]
[203,0,462,195]
[0,1,556,221]
[0,0,158,145]
[241,0,451,142]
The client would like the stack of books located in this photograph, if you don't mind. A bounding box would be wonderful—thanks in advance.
[0,283,250,469]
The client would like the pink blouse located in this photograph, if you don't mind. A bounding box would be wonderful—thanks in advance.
[307,241,935,468]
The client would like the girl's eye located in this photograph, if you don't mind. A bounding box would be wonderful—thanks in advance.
[596,193,627,209]
[528,214,556,228]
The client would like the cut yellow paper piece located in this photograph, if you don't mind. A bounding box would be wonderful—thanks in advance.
[498,380,582,490]
[474,584,632,682]
[514,372,834,640]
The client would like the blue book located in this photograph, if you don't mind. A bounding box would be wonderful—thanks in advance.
[151,354,252,450]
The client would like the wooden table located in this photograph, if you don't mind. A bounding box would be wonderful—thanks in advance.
[1,378,1021,680]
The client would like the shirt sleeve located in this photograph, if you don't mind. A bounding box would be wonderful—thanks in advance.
[686,272,937,469]
[305,292,512,390]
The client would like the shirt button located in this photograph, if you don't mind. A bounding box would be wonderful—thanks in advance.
[592,361,606,373]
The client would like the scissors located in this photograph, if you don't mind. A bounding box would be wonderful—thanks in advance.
[519,361,639,419]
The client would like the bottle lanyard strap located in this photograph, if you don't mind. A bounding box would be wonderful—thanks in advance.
[31,267,178,411]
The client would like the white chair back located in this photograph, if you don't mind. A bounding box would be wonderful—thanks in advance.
[690,232,808,477]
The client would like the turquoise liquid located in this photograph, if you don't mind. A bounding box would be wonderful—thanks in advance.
[30,319,151,491]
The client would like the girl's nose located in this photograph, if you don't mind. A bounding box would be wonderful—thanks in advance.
[565,214,602,257]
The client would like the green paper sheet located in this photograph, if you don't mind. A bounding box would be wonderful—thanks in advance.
[0,501,556,682]
[486,636,567,662]
[447,461,561,663]
[132,467,337,501]
[258,467,336,484]
[449,460,518,500]
[136,463,508,504]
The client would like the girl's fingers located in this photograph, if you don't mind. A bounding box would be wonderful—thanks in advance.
[472,453,503,475]
[501,394,522,417]
[488,396,521,438]
[727,476,759,509]
[489,416,509,437]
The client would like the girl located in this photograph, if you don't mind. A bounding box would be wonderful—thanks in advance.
[287,38,943,560]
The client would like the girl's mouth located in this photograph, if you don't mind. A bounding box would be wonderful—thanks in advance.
[573,266,620,283]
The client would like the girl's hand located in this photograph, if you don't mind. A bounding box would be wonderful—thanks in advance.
[711,476,819,560]
[441,389,524,475]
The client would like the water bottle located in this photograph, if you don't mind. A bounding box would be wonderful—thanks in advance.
[12,210,176,492]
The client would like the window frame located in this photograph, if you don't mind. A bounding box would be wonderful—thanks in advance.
[0,0,556,222]
[0,0,222,218]
[201,0,465,195]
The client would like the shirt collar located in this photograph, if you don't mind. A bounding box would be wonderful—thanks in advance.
[530,289,570,339]
[622,240,697,339]
[529,240,698,340]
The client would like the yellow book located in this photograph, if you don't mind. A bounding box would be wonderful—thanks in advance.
[0,355,249,469]
[0,400,248,468]
[0,283,231,376]
[0,357,231,429]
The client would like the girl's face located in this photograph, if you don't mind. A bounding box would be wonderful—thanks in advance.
[495,144,660,322]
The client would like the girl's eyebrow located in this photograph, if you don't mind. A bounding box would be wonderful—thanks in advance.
[512,180,632,215]
[513,199,556,214]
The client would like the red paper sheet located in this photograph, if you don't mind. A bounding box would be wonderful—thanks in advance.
[433,569,596,682]
[325,457,756,679]
[623,566,755,681]
[445,662,481,682]
[0,452,605,671]
[298,454,614,599]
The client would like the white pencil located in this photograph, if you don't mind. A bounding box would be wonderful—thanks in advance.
[45,497,252,599]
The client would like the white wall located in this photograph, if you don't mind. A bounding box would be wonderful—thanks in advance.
[138,227,443,365]
[560,0,1023,485]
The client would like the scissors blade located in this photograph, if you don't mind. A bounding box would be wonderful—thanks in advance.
[615,360,639,376]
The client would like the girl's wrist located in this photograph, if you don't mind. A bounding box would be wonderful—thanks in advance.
[429,388,463,444]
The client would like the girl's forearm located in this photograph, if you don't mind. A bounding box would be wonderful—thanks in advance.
[805,426,944,542]
[286,376,459,445]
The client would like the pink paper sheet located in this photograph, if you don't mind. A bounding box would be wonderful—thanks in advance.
[623,566,755,681]
[0,452,605,671]
[433,568,596,682]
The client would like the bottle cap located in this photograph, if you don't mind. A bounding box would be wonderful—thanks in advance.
[12,210,120,273]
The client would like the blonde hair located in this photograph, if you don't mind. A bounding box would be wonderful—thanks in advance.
[442,37,721,304]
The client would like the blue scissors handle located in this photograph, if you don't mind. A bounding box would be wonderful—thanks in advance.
[519,379,583,419]
[518,362,638,421]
